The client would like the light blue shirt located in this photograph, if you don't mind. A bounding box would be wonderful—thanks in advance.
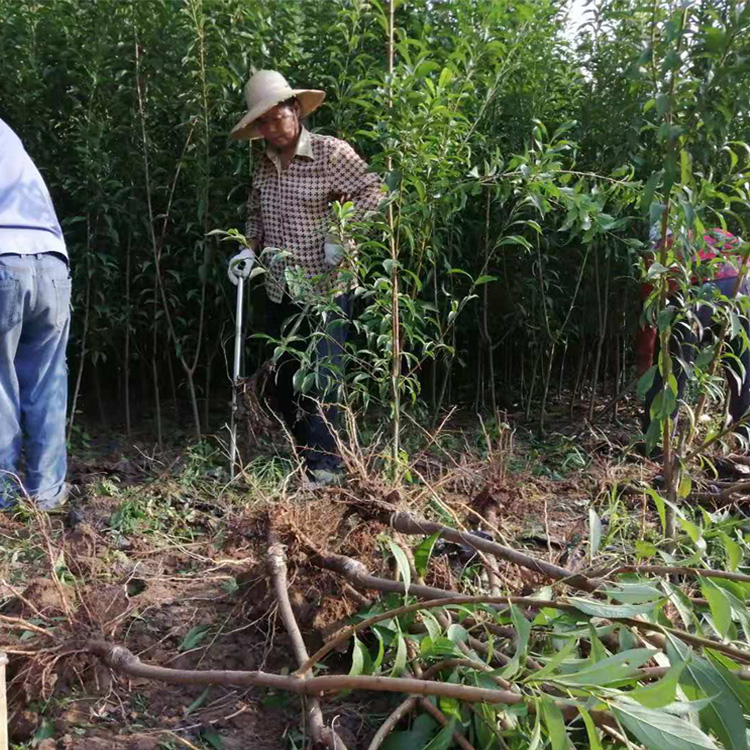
[0,118,67,258]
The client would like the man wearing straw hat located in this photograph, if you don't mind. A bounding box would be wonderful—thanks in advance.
[228,70,382,481]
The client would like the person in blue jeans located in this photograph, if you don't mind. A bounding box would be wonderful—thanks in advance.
[0,118,71,510]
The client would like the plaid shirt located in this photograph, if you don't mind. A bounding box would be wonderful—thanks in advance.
[245,127,382,303]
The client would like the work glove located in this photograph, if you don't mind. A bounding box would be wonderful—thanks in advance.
[228,248,255,285]
[324,237,346,268]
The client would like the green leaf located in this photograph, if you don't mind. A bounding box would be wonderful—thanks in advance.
[641,170,663,214]
[646,488,667,534]
[540,697,569,750]
[524,639,578,682]
[678,471,692,499]
[200,727,224,750]
[602,582,664,604]
[386,538,412,596]
[349,636,370,676]
[423,718,455,750]
[551,648,656,687]
[372,628,386,673]
[446,623,468,645]
[588,623,608,662]
[528,704,543,750]
[184,687,210,716]
[700,577,733,639]
[629,663,685,708]
[414,531,441,577]
[612,697,719,750]
[438,66,454,88]
[667,636,746,750]
[511,603,532,657]
[567,597,660,619]
[34,719,55,741]
[706,652,750,716]
[439,696,462,721]
[179,624,210,652]
[720,532,743,571]
[382,715,438,750]
[578,706,604,750]
[390,631,407,676]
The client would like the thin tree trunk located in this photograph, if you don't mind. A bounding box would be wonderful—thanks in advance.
[569,342,585,418]
[151,275,163,450]
[557,342,567,400]
[387,0,400,470]
[480,190,497,416]
[124,229,132,437]
[526,354,539,421]
[588,252,610,421]
[539,343,556,434]
[167,352,179,422]
[67,215,92,442]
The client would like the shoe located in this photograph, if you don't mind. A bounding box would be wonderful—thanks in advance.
[308,468,342,487]
[36,482,70,512]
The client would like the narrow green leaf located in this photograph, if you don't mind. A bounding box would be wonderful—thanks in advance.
[179,624,210,652]
[579,706,604,750]
[700,577,733,639]
[602,581,664,604]
[552,648,656,687]
[568,597,660,619]
[528,703,542,750]
[667,635,746,750]
[612,697,719,750]
[184,687,210,716]
[588,623,608,662]
[423,718,455,750]
[540,697,570,750]
[390,631,407,676]
[629,663,685,708]
[386,538,412,595]
[200,727,224,750]
[349,636,369,676]
[523,638,578,682]
[414,531,441,577]
[720,532,743,572]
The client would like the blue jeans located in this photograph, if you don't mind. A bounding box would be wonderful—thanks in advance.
[266,294,351,470]
[0,253,71,509]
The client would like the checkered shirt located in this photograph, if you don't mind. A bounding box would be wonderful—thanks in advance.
[245,127,383,303]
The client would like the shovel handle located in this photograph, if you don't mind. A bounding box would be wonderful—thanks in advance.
[230,276,245,478]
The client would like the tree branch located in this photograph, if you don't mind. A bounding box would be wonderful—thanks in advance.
[267,528,348,750]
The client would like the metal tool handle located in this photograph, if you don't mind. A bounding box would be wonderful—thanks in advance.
[229,274,245,478]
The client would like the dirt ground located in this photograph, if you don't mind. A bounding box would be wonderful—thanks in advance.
[0,402,664,749]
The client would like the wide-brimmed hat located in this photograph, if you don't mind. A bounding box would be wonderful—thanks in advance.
[231,70,325,141]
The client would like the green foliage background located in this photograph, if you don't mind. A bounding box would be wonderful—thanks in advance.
[0,0,749,434]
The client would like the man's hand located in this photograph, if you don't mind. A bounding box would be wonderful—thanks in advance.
[228,248,255,285]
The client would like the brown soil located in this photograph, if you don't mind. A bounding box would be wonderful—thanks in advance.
[0,416,660,749]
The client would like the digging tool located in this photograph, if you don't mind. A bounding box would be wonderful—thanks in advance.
[229,253,254,478]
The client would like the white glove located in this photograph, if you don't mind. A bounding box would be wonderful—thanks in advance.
[228,248,255,285]
[324,240,345,268]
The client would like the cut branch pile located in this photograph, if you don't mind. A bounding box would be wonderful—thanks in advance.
[3,492,750,749]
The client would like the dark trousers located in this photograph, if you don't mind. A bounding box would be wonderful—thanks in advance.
[266,294,351,468]
[644,276,750,437]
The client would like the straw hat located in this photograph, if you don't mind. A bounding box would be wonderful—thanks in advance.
[231,70,325,141]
